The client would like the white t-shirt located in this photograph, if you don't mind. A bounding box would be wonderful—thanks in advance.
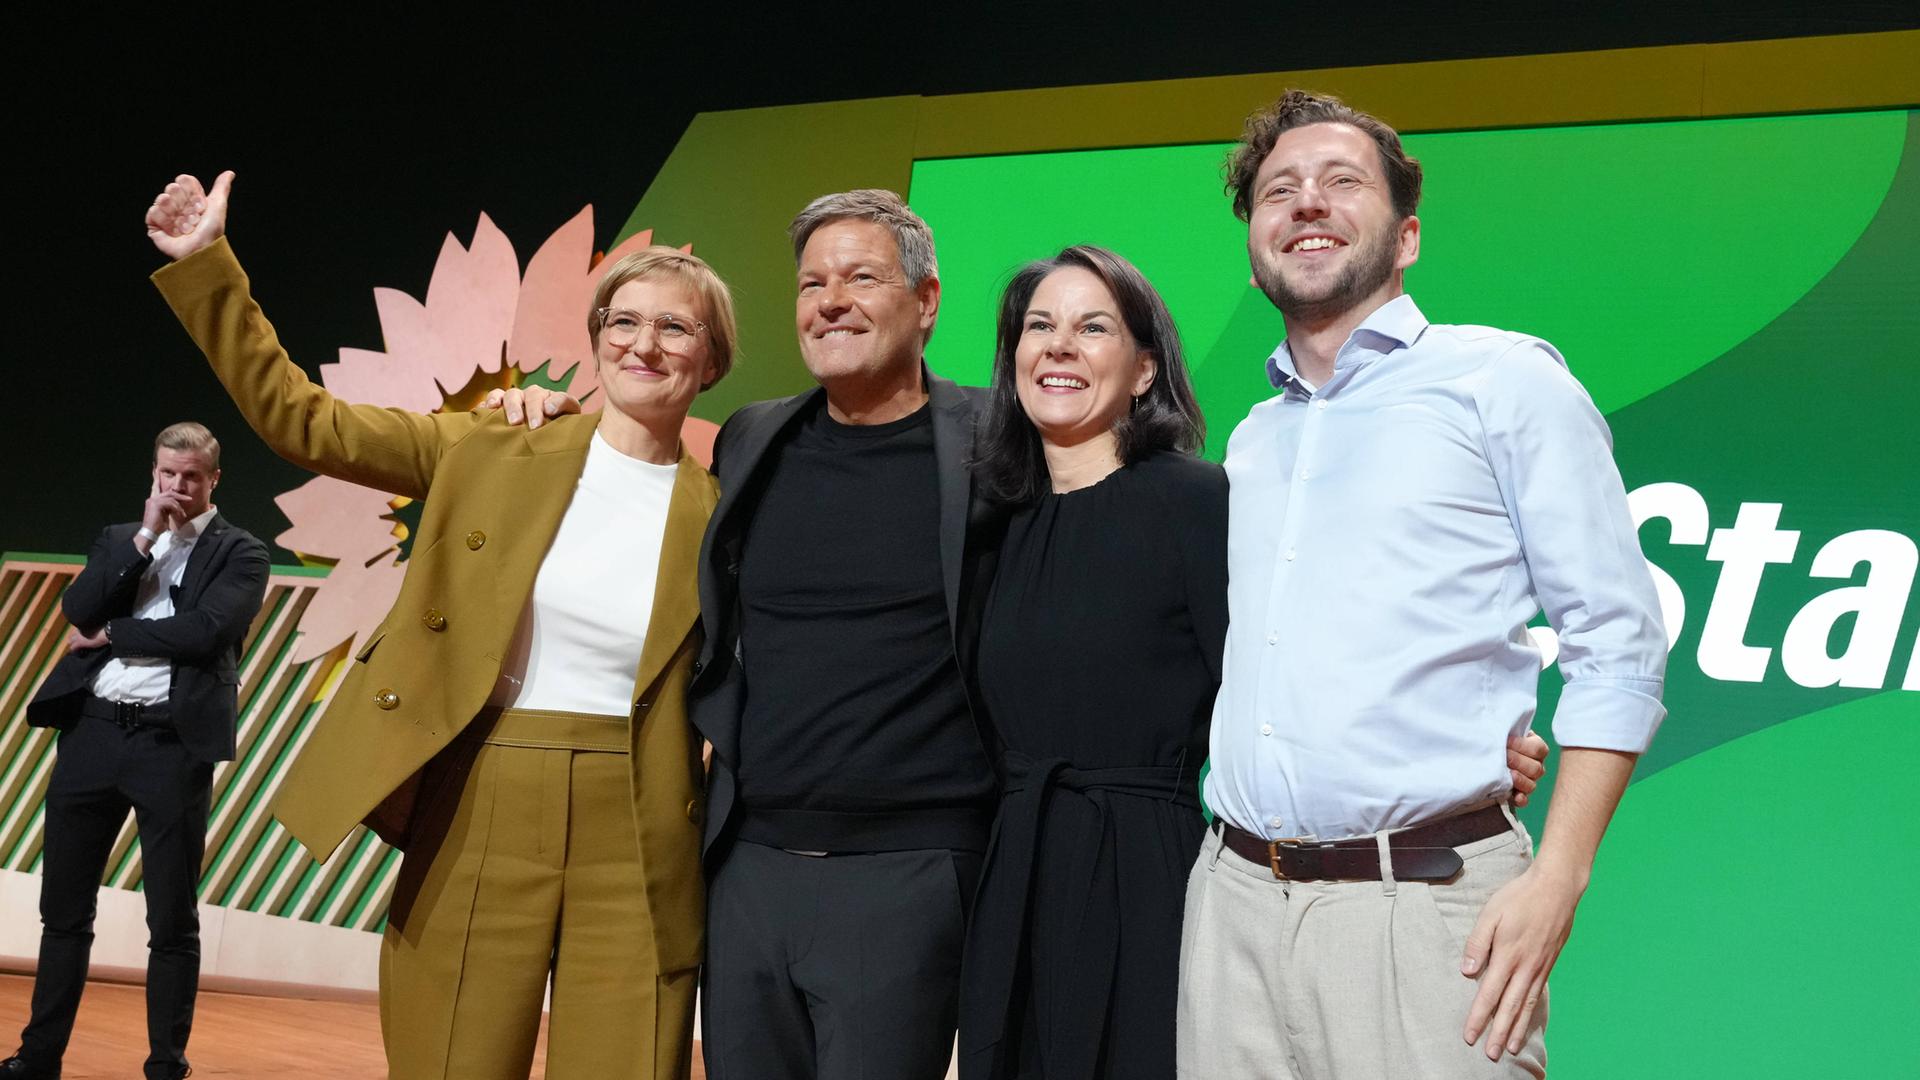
[491,431,676,715]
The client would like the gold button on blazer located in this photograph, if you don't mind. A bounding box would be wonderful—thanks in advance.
[153,237,715,977]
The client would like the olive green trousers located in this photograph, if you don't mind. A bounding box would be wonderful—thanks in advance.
[379,707,696,1080]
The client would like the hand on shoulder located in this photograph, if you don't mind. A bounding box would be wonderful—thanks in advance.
[477,386,581,429]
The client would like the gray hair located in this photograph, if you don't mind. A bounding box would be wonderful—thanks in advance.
[788,189,939,288]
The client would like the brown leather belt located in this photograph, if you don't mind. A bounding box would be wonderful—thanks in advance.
[1221,804,1509,882]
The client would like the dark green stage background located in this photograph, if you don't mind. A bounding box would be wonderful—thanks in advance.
[904,110,1919,1076]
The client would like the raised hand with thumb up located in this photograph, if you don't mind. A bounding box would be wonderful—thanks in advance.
[145,170,233,261]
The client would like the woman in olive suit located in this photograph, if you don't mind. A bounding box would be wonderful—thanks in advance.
[145,171,733,1080]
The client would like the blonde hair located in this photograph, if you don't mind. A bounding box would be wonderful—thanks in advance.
[589,246,739,387]
[154,421,220,470]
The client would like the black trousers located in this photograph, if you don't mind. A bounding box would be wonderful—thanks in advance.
[19,716,213,1079]
[702,840,983,1080]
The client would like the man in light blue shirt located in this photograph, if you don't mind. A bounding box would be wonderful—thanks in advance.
[1177,91,1667,1079]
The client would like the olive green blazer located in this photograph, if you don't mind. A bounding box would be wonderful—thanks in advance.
[154,238,715,972]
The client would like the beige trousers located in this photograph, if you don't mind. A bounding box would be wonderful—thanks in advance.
[1176,807,1547,1079]
[379,708,697,1080]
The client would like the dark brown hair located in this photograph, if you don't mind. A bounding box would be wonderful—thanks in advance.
[973,245,1204,504]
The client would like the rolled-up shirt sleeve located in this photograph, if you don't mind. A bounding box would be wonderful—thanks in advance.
[1478,340,1667,753]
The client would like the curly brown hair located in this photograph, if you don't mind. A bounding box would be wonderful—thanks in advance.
[1224,90,1423,223]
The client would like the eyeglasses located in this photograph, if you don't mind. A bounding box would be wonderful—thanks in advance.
[595,308,707,351]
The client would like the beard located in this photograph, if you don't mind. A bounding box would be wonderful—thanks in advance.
[1252,221,1400,325]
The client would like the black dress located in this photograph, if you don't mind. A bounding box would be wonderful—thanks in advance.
[959,451,1228,1080]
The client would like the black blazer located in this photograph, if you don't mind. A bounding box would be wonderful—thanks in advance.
[28,515,271,764]
[688,369,1001,862]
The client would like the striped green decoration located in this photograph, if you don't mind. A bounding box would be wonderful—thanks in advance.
[0,555,394,933]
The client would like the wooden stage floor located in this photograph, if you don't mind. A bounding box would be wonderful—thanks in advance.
[0,973,710,1078]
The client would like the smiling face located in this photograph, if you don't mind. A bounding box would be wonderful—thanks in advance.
[152,447,218,521]
[795,218,940,389]
[1247,121,1420,325]
[1013,266,1156,453]
[593,276,718,425]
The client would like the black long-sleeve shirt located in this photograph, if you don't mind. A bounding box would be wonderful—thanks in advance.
[734,400,995,852]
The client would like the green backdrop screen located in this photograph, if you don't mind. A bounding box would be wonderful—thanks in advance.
[910,109,1919,1076]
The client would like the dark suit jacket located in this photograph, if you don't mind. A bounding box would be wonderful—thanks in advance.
[28,515,271,764]
[689,369,1002,862]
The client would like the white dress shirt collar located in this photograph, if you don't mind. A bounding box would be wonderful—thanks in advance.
[90,505,222,707]
[167,505,220,545]
[1265,293,1429,391]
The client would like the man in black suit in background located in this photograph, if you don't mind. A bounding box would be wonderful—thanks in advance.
[3,422,269,1080]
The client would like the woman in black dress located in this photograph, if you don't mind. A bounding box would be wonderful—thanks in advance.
[958,245,1221,1080]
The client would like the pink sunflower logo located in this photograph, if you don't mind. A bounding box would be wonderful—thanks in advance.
[275,208,718,663]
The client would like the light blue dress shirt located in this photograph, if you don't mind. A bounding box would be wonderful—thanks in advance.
[1204,294,1667,842]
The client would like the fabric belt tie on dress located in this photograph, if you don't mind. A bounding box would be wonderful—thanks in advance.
[959,751,1198,1080]
[1219,802,1509,881]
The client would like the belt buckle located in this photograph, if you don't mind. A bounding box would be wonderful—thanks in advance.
[1266,836,1311,880]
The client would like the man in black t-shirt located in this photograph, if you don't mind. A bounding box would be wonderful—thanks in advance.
[497,189,996,1080]
[687,190,998,1080]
